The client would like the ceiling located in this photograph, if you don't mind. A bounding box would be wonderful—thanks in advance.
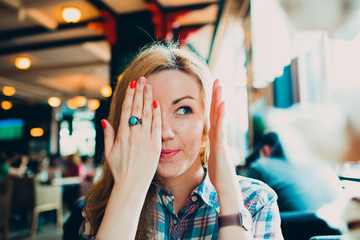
[0,0,220,106]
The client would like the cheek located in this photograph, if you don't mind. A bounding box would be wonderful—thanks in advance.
[177,120,204,148]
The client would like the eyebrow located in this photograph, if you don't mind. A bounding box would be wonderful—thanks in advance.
[172,96,196,105]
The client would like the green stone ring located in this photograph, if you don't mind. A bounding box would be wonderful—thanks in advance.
[128,116,142,126]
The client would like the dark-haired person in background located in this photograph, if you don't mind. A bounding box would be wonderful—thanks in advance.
[245,132,342,212]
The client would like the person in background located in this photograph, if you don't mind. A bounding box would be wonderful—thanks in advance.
[46,154,63,182]
[246,132,343,212]
[63,153,87,180]
[244,131,285,167]
[267,99,360,239]
[0,151,28,181]
[80,156,96,196]
[79,42,283,240]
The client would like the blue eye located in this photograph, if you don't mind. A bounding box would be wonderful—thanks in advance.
[176,106,192,115]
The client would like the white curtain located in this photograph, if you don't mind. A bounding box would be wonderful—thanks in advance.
[250,0,292,88]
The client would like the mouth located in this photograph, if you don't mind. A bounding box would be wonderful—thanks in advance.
[160,149,180,159]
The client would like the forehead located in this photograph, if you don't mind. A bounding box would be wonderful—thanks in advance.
[147,70,201,101]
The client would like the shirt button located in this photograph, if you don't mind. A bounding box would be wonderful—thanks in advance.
[173,219,178,225]
[191,195,198,202]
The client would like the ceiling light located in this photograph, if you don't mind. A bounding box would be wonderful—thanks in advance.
[88,99,100,110]
[62,7,81,23]
[48,97,61,107]
[67,98,78,109]
[1,101,13,110]
[74,96,87,107]
[100,85,112,98]
[2,86,16,96]
[15,57,31,70]
[30,128,44,137]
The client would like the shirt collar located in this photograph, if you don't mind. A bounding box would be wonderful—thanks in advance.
[151,168,220,214]
[191,168,219,213]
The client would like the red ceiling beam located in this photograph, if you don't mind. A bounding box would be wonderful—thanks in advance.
[88,10,117,45]
[147,2,201,44]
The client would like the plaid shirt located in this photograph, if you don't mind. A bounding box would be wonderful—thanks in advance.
[80,172,283,240]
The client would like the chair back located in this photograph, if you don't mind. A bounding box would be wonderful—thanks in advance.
[0,178,13,222]
[34,180,62,206]
[11,177,35,212]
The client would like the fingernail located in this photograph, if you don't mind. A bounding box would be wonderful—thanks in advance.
[130,80,136,89]
[153,101,158,109]
[145,84,151,93]
[139,77,146,85]
[101,120,106,129]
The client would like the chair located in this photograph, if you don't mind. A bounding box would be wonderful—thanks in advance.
[280,211,341,240]
[0,178,13,240]
[11,176,63,238]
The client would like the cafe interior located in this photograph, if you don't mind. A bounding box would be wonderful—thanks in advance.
[0,0,360,239]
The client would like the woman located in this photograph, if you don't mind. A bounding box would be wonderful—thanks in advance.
[80,43,283,239]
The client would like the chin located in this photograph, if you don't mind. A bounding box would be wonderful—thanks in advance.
[156,163,184,179]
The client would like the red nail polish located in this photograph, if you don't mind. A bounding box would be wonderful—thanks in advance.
[130,80,136,89]
[153,101,158,109]
[101,120,106,129]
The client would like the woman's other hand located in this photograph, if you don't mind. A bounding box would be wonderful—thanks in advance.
[208,79,237,192]
[208,80,252,239]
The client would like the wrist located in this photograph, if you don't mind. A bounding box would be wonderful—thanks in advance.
[112,180,149,201]
[218,209,252,232]
[217,183,245,215]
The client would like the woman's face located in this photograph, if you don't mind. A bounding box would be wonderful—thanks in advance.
[147,70,205,180]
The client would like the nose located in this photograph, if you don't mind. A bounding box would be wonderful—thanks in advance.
[161,116,175,141]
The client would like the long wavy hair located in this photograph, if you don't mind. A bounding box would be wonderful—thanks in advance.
[84,42,212,239]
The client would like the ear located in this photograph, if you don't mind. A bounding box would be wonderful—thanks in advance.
[261,145,273,158]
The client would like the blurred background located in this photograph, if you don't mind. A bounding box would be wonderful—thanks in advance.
[0,0,360,239]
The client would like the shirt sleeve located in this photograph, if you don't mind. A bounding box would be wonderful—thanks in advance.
[251,190,283,239]
[239,176,284,240]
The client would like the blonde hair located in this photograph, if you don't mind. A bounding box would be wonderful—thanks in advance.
[84,42,212,239]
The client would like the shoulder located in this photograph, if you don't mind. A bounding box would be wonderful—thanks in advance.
[236,175,278,210]
[250,158,286,168]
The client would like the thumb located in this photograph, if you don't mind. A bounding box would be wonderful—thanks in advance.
[101,119,115,159]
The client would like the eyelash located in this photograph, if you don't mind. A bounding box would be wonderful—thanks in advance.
[175,106,193,116]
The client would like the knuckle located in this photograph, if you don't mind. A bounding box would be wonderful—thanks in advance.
[122,103,131,112]
[144,91,151,99]
[143,111,151,120]
[153,121,160,130]
[133,104,142,113]
[126,87,134,95]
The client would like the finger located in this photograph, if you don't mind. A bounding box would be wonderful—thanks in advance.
[151,100,162,145]
[101,119,115,159]
[118,80,136,136]
[215,101,226,140]
[142,83,153,131]
[213,78,220,91]
[211,84,222,127]
[210,79,220,119]
[130,77,146,124]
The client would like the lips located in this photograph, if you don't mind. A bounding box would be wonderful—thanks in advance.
[160,149,180,159]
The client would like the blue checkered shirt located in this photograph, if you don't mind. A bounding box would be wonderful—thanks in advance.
[80,171,283,239]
